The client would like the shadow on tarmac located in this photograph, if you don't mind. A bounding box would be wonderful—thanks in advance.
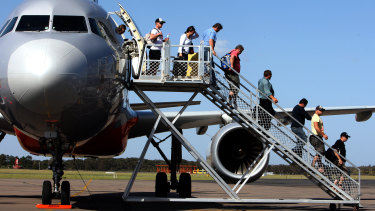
[70,192,336,211]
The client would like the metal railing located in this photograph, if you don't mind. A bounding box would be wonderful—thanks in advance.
[138,42,211,82]
[131,41,360,200]
[209,56,360,200]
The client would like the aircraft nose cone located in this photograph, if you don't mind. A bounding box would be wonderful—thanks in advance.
[7,39,87,115]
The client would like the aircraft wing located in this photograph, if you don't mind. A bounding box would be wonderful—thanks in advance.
[130,106,375,139]
[275,106,375,124]
[128,111,231,138]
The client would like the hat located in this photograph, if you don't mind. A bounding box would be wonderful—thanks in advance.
[315,105,325,111]
[340,132,351,138]
[155,18,166,24]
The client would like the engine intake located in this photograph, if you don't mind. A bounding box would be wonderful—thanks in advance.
[208,123,269,183]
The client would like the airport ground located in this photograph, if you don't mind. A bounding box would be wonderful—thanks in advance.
[0,174,374,211]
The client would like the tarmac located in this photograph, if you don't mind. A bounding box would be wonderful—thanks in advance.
[0,178,374,210]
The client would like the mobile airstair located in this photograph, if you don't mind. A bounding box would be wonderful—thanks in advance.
[115,4,360,210]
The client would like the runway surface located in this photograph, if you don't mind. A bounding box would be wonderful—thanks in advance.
[0,178,374,210]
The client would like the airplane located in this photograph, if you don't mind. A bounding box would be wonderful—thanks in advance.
[0,0,374,206]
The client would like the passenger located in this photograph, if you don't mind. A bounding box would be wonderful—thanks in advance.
[290,98,312,157]
[257,70,278,130]
[178,26,199,60]
[325,132,351,188]
[148,18,169,75]
[310,105,328,173]
[202,23,223,89]
[115,24,126,35]
[226,44,244,107]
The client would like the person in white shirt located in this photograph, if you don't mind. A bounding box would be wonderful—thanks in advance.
[148,18,169,75]
[178,26,199,60]
[310,105,328,173]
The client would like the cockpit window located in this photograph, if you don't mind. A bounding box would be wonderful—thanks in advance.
[16,15,49,32]
[0,19,11,34]
[89,18,103,38]
[53,16,88,32]
[1,17,18,37]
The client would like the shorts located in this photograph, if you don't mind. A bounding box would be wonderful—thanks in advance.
[309,135,325,155]
[225,72,240,94]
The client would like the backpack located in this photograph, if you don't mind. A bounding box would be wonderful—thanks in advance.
[144,28,158,48]
[220,52,231,72]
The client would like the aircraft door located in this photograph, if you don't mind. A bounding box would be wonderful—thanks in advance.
[115,4,147,79]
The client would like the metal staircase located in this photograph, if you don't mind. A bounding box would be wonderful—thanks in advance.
[114,3,360,208]
[201,62,360,202]
[128,42,360,204]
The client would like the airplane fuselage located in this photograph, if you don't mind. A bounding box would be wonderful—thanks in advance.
[0,0,137,156]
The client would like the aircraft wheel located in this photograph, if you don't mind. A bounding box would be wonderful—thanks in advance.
[42,180,52,204]
[178,173,191,198]
[60,181,70,205]
[155,172,169,197]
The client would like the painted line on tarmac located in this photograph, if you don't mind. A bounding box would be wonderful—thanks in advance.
[71,179,93,198]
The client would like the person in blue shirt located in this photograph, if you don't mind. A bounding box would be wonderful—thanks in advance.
[257,70,278,130]
[202,23,223,89]
[202,23,222,57]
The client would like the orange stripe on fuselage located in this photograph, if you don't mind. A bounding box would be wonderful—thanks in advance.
[15,117,138,157]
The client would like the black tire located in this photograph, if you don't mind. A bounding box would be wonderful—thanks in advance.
[155,172,169,197]
[178,173,191,198]
[42,180,52,205]
[60,181,70,205]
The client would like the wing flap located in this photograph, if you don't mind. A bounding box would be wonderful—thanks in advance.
[131,101,200,110]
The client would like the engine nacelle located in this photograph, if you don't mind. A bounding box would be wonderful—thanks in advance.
[355,111,372,122]
[207,123,269,183]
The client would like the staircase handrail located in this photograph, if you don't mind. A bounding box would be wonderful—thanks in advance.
[212,55,359,169]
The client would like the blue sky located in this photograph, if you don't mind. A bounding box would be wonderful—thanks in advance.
[0,0,374,165]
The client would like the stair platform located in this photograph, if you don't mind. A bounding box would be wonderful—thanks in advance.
[131,78,208,92]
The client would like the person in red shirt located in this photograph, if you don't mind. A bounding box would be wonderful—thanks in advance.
[226,44,244,107]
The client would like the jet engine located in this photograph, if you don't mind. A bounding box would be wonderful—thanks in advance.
[355,111,372,122]
[207,123,269,183]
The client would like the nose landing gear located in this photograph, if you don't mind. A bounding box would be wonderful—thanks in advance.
[40,137,71,206]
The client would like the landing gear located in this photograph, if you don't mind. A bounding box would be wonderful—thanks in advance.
[39,137,71,205]
[42,180,52,204]
[178,173,191,198]
[61,181,70,205]
[153,129,192,198]
[155,172,170,197]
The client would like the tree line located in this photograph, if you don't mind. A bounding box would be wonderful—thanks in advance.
[0,154,374,175]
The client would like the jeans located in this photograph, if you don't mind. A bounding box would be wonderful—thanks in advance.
[258,99,275,130]
[291,127,307,156]
[204,48,217,86]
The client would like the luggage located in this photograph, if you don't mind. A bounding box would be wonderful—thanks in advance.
[187,53,198,77]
